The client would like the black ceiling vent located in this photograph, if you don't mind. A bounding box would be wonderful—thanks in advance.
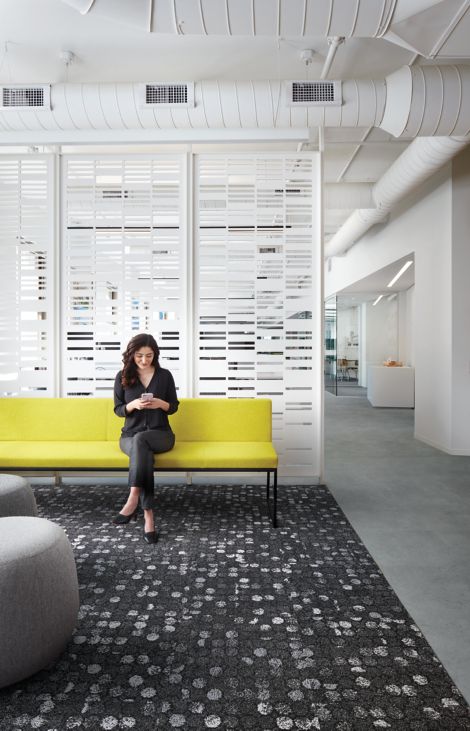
[1,85,51,110]
[143,83,194,108]
[285,80,341,107]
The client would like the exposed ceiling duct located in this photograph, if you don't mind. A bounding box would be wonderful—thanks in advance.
[324,135,470,258]
[58,0,467,62]
[1,65,469,139]
[324,183,374,210]
[58,0,402,35]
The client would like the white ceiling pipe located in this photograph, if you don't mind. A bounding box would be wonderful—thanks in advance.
[58,0,442,38]
[320,37,345,80]
[325,135,470,257]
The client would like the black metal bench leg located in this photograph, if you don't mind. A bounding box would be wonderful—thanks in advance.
[273,469,277,528]
[266,469,278,528]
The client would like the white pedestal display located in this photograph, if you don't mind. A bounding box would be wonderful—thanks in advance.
[367,366,415,408]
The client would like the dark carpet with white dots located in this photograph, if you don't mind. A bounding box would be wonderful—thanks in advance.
[1,483,469,730]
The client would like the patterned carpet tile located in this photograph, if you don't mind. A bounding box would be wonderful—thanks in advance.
[0,484,469,730]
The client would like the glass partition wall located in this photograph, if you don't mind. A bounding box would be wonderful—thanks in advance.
[324,295,360,395]
[324,296,337,394]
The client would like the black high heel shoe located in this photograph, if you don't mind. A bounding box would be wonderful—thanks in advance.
[112,509,138,525]
[144,530,157,544]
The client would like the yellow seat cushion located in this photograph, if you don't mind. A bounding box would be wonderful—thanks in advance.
[0,441,278,471]
[157,442,278,470]
[0,442,128,470]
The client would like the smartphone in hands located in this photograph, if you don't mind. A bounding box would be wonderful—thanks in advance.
[140,392,153,402]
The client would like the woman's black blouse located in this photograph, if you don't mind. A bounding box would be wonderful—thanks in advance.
[113,368,179,437]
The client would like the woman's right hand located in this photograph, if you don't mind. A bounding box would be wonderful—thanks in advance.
[126,398,147,412]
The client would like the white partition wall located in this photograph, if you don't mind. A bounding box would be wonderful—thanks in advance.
[0,155,55,396]
[61,155,188,397]
[195,154,322,479]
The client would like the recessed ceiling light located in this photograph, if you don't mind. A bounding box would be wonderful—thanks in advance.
[387,260,413,288]
[372,295,384,306]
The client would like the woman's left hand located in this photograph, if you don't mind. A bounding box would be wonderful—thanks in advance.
[143,397,169,411]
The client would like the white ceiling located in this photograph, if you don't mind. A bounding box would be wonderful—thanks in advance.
[335,253,415,309]
[1,0,470,243]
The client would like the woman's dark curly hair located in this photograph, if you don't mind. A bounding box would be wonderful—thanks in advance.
[121,333,160,387]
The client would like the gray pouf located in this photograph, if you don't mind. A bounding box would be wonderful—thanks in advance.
[0,516,79,688]
[0,474,38,518]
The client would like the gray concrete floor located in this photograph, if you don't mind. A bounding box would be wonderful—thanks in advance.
[324,391,470,704]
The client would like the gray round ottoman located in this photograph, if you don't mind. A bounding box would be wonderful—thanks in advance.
[0,474,38,517]
[0,517,79,688]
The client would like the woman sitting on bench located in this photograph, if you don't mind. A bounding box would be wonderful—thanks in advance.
[113,333,179,544]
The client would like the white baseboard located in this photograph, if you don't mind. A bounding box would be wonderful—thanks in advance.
[414,433,470,456]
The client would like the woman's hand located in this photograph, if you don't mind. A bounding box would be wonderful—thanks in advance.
[125,397,170,413]
[126,398,149,412]
[145,397,170,411]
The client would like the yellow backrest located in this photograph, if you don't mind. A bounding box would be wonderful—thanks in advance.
[0,398,109,441]
[107,398,272,442]
[169,398,272,442]
[0,397,273,443]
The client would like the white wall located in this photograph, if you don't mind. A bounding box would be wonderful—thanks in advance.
[398,287,414,366]
[451,147,470,453]
[365,298,398,367]
[326,164,460,452]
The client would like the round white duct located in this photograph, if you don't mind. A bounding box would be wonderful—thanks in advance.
[1,63,469,137]
[1,65,470,136]
[325,136,470,257]
[0,79,386,133]
[381,65,470,137]
[59,0,447,38]
[324,183,374,209]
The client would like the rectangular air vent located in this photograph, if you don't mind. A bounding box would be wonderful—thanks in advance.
[285,80,341,107]
[1,85,51,110]
[141,82,194,108]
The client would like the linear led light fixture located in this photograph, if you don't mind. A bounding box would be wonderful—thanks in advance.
[387,260,413,288]
[372,294,384,306]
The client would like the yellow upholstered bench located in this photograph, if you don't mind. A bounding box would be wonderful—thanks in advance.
[0,398,279,526]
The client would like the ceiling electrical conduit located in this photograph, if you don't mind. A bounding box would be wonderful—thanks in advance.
[320,36,345,80]
[324,135,470,258]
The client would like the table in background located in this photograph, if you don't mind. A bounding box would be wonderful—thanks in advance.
[367,366,415,407]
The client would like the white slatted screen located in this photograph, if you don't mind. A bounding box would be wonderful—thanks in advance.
[0,156,54,396]
[196,154,321,478]
[1,151,321,478]
[62,156,187,397]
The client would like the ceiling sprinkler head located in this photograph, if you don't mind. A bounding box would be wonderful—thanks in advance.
[300,49,314,66]
[60,50,75,66]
